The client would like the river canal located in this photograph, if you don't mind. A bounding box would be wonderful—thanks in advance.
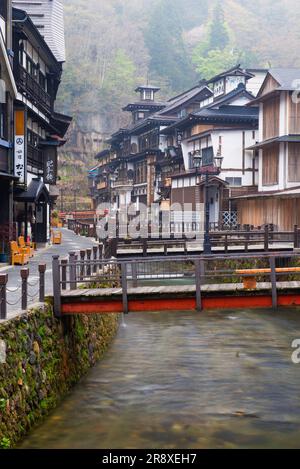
[19,309,300,449]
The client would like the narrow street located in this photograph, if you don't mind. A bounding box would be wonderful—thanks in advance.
[0,229,98,319]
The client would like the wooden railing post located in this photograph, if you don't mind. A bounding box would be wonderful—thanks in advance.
[121,263,128,314]
[61,259,67,290]
[269,256,277,308]
[264,225,269,252]
[93,246,98,274]
[98,243,103,260]
[142,239,147,257]
[0,274,8,320]
[69,252,77,290]
[86,248,92,276]
[195,259,202,312]
[21,268,29,311]
[132,262,138,288]
[80,250,85,280]
[52,255,61,318]
[294,225,299,248]
[38,264,46,302]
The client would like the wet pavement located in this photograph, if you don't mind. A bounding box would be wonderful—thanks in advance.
[0,229,98,318]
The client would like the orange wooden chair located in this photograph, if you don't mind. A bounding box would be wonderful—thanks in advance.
[18,236,34,257]
[10,241,29,266]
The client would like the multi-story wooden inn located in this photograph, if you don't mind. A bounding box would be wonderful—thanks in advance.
[236,69,300,231]
[0,0,18,259]
[12,5,71,245]
[90,66,266,232]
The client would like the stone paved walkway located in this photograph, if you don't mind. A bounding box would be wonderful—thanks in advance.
[0,228,98,319]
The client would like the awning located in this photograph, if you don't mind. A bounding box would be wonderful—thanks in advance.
[14,179,50,203]
[246,135,300,150]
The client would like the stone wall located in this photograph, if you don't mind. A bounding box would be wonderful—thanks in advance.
[0,304,119,448]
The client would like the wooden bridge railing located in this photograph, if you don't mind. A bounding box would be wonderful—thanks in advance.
[104,225,300,257]
[52,250,300,317]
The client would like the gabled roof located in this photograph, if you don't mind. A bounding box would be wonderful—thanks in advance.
[207,65,254,84]
[268,68,300,91]
[12,7,61,73]
[250,68,300,104]
[15,179,50,203]
[159,85,213,116]
[193,105,258,119]
[161,104,258,134]
[208,83,255,108]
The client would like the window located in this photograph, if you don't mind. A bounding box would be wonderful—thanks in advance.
[288,143,300,182]
[144,90,152,100]
[262,145,279,185]
[225,177,242,187]
[39,72,46,90]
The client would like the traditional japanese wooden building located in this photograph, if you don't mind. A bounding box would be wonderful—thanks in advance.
[236,69,300,231]
[0,0,18,260]
[90,67,267,234]
[161,67,262,230]
[12,7,71,245]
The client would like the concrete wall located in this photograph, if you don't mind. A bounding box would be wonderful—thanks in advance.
[0,304,119,448]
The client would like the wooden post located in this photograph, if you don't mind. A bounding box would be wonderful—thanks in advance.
[245,231,249,253]
[142,239,147,257]
[69,252,77,290]
[80,250,85,280]
[38,264,46,302]
[52,255,61,318]
[98,243,103,260]
[21,268,29,311]
[269,256,277,309]
[184,241,188,255]
[164,243,168,256]
[225,234,228,253]
[264,225,269,252]
[93,246,98,274]
[294,225,299,248]
[61,259,67,291]
[121,263,128,314]
[132,262,138,288]
[86,249,92,276]
[0,274,8,320]
[195,259,202,312]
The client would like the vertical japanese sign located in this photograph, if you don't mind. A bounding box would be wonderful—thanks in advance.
[14,110,26,184]
[44,147,57,184]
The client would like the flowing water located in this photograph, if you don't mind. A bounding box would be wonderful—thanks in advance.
[19,309,300,449]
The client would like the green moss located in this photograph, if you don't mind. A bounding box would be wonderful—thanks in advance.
[0,437,11,449]
[0,304,119,447]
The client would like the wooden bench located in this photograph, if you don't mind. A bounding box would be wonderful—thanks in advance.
[10,241,29,266]
[52,230,62,245]
[18,236,34,258]
[236,267,300,289]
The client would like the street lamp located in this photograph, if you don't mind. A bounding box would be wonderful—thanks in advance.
[193,150,223,255]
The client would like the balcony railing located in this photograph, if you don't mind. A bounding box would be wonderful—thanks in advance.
[18,66,52,113]
[112,177,133,188]
[27,144,43,174]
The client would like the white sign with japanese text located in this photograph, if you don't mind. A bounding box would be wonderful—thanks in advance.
[14,135,25,183]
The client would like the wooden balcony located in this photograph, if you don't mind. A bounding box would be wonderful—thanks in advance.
[17,66,52,114]
[27,144,43,174]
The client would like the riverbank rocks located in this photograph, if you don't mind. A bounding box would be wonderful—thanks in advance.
[0,304,120,448]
